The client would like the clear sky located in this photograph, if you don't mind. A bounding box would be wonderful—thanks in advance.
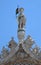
[0,0,41,51]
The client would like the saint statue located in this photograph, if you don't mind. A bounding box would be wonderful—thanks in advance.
[16,7,26,29]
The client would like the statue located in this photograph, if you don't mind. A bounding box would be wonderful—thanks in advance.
[16,7,26,42]
[16,7,26,29]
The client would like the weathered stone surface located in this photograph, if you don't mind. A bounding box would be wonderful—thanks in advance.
[0,7,41,65]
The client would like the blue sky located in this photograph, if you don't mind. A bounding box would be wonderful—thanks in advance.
[0,0,41,51]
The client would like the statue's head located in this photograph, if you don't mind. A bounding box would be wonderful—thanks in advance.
[19,8,24,14]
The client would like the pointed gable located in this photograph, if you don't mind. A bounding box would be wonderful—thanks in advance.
[8,37,17,49]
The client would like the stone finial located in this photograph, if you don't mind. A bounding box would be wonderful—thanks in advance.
[32,45,40,55]
[16,7,26,43]
[1,46,9,58]
[24,35,35,48]
[8,37,17,49]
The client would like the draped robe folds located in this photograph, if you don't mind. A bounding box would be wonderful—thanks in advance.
[18,15,26,28]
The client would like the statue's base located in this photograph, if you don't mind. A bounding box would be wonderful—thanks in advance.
[17,28,25,42]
